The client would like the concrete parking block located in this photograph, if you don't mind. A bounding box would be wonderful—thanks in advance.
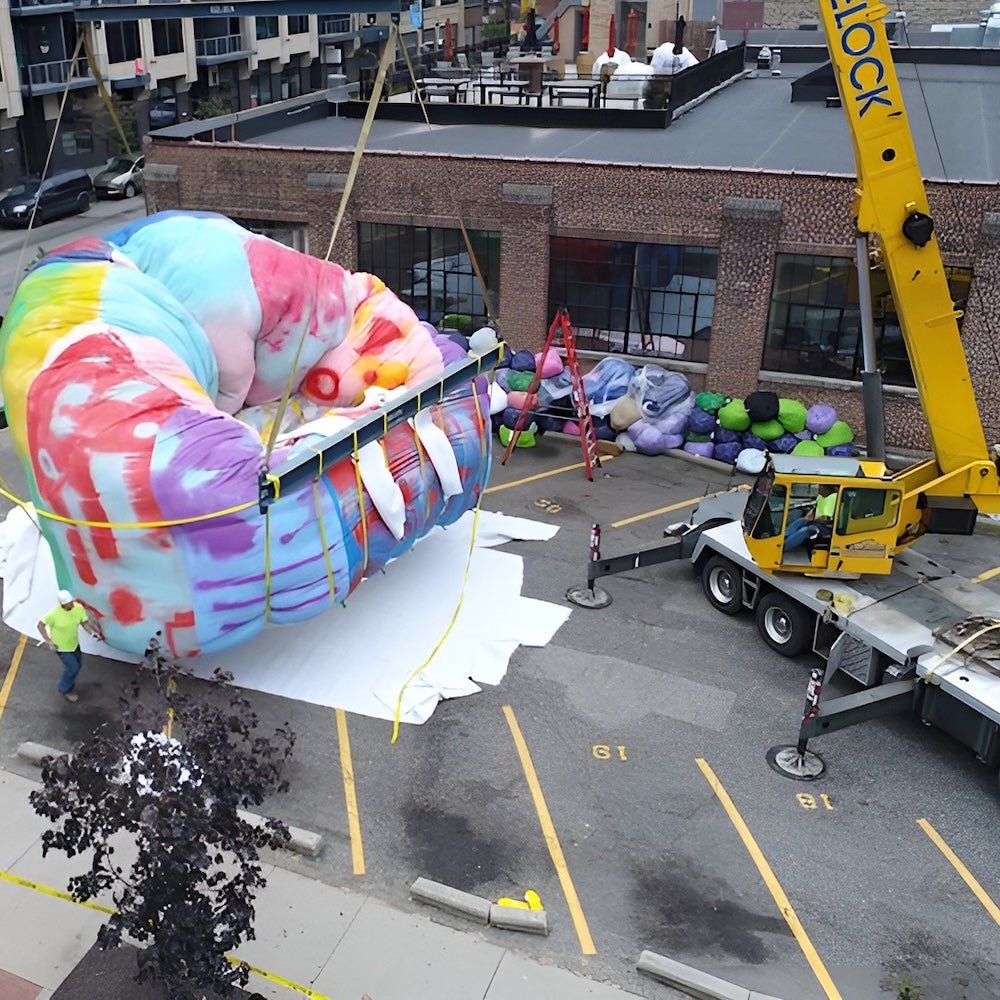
[16,742,66,767]
[637,950,750,1000]
[235,866,365,984]
[0,879,106,990]
[410,876,492,923]
[312,895,504,1000]
[237,808,323,858]
[487,903,549,935]
[485,951,649,999]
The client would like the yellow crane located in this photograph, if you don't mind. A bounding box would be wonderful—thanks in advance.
[743,0,1000,579]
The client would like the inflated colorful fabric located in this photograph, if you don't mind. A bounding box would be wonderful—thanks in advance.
[0,211,491,657]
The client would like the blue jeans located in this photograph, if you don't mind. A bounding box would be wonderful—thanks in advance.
[56,648,82,694]
[783,517,819,552]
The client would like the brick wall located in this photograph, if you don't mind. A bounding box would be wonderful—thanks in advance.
[145,138,1000,452]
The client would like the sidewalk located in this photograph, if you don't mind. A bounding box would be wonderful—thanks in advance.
[0,767,658,1000]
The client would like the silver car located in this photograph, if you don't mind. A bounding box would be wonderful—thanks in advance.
[93,155,145,199]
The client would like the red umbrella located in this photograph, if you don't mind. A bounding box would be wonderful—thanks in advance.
[444,18,454,62]
[607,13,616,56]
[625,9,638,54]
[551,13,560,54]
[581,6,590,48]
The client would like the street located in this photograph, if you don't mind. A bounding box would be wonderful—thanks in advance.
[0,195,148,317]
[0,432,998,1000]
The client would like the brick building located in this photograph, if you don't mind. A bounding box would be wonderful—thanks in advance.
[144,50,1000,455]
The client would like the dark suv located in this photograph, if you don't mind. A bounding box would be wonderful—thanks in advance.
[0,170,95,227]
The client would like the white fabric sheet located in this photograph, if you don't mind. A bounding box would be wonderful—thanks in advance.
[0,506,569,725]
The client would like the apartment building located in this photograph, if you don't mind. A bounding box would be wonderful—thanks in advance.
[0,0,492,186]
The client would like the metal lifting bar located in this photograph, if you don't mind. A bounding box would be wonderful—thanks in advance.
[71,0,407,22]
[257,343,505,513]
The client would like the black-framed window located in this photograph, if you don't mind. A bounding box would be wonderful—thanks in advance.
[548,237,718,361]
[152,18,184,56]
[358,223,500,328]
[106,20,140,64]
[256,17,279,39]
[287,15,309,34]
[762,253,973,388]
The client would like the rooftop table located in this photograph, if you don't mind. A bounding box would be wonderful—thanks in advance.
[414,77,471,103]
[508,54,558,96]
[542,79,603,108]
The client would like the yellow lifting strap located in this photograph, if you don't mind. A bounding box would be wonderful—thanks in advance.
[82,32,134,158]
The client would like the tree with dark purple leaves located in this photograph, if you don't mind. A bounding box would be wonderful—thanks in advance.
[29,650,296,1000]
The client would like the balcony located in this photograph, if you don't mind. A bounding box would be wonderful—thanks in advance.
[20,56,95,94]
[194,33,256,64]
[319,14,358,41]
[9,0,81,16]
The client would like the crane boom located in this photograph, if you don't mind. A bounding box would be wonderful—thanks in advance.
[818,0,990,473]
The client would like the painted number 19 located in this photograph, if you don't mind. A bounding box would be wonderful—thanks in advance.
[797,793,834,810]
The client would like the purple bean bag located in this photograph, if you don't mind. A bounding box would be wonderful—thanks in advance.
[684,441,715,459]
[772,433,798,454]
[510,349,537,372]
[715,428,740,445]
[826,443,858,457]
[714,441,742,465]
[688,407,718,435]
[806,403,837,435]
[742,433,767,452]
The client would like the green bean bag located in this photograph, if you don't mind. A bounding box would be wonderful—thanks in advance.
[778,398,807,434]
[505,370,535,393]
[792,439,825,457]
[685,432,713,443]
[815,420,854,449]
[750,419,785,441]
[718,399,751,432]
[695,391,728,413]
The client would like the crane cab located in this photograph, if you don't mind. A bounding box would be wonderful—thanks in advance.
[741,455,906,577]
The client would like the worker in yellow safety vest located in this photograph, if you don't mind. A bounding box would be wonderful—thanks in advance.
[783,483,838,554]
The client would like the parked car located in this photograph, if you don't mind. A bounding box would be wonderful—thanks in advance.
[93,155,144,199]
[0,171,94,227]
[149,99,179,128]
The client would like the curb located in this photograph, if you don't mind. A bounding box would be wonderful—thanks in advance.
[15,742,324,859]
[410,877,549,934]
[637,950,783,1000]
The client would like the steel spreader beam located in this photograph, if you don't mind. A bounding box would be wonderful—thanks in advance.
[258,344,504,513]
[73,0,405,22]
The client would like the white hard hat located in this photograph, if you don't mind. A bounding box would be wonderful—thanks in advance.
[57,589,74,605]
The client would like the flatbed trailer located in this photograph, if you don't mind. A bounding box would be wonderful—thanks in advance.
[570,493,1000,786]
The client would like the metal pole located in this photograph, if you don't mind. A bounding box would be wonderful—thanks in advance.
[855,232,886,462]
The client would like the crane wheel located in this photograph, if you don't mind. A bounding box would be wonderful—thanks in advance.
[701,555,743,615]
[755,591,812,657]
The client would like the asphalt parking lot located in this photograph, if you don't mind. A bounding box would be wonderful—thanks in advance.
[1,434,999,1000]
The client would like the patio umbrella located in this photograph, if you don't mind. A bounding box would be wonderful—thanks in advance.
[625,9,639,54]
[673,13,686,53]
[444,18,454,62]
[581,5,590,48]
[607,13,615,56]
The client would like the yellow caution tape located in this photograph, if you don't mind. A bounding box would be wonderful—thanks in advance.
[1,868,331,998]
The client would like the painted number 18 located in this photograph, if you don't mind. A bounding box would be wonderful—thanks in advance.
[797,793,834,810]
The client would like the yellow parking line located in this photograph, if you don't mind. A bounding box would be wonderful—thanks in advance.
[611,485,748,529]
[502,704,596,955]
[971,565,1000,583]
[0,633,27,727]
[335,707,366,875]
[917,818,1000,926]
[485,454,616,495]
[695,758,843,1000]
[0,867,331,998]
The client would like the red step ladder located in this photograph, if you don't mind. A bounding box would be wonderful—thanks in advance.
[500,307,602,481]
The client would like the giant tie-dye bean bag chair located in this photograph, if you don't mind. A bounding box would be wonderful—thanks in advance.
[0,211,492,657]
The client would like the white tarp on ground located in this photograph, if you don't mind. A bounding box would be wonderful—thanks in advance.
[0,505,568,726]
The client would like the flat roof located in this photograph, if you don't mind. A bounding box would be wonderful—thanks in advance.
[239,62,1000,183]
